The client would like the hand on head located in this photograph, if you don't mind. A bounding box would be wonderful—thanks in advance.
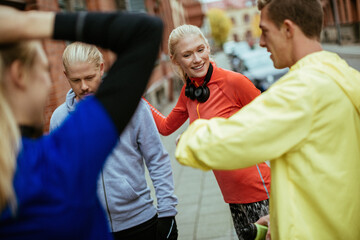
[0,5,54,44]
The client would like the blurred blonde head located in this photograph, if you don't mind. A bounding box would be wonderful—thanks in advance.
[0,41,39,212]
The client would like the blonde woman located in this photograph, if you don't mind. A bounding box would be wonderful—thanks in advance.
[0,6,162,239]
[144,24,270,239]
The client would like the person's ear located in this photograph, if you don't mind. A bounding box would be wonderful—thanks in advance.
[170,55,179,66]
[99,62,104,77]
[8,60,27,90]
[282,19,295,39]
[206,43,211,52]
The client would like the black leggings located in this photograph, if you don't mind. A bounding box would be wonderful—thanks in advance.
[112,214,158,240]
[229,199,269,240]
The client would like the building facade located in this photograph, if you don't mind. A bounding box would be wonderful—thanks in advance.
[203,0,260,46]
[321,0,360,43]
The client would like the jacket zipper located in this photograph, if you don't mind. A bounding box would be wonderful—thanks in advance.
[196,103,201,119]
[101,169,114,232]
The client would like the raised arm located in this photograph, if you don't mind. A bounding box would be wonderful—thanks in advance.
[175,76,313,170]
[0,7,54,43]
[0,7,165,199]
[0,7,163,135]
[142,88,189,136]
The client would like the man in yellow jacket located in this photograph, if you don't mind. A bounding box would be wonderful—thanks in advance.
[175,0,360,239]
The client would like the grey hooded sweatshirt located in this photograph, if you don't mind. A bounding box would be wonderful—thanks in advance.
[50,89,178,232]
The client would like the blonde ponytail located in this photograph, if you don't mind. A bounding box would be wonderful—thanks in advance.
[0,53,19,212]
[0,86,19,212]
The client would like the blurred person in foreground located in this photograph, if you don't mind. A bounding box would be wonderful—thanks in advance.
[0,4,163,239]
[175,0,360,239]
[50,42,178,240]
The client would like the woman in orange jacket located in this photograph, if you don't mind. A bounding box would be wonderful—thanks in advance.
[144,24,270,239]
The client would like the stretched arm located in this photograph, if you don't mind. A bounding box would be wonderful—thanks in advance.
[0,7,163,134]
[175,75,313,170]
[0,7,164,200]
[142,87,189,136]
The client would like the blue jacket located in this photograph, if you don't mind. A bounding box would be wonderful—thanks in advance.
[50,90,178,232]
[0,97,118,239]
[0,11,163,240]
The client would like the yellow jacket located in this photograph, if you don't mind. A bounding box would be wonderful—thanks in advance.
[175,51,360,239]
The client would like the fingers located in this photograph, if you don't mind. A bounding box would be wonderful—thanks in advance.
[175,134,181,146]
[266,221,271,240]
[255,214,270,226]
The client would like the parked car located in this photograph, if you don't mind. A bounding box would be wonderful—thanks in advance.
[233,48,288,91]
[223,41,251,56]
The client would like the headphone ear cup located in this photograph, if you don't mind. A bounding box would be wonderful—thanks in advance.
[185,83,196,100]
[195,86,210,103]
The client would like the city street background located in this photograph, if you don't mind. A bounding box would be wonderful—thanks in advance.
[146,44,360,240]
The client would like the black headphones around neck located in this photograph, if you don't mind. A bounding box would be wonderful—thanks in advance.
[185,63,213,103]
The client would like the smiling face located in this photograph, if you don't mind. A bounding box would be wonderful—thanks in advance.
[259,6,291,69]
[64,61,104,101]
[172,34,210,78]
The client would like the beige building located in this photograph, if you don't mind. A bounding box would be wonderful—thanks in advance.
[227,6,260,44]
[203,0,261,47]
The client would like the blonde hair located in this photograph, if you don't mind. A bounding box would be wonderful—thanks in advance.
[0,41,38,212]
[168,25,210,82]
[62,42,103,73]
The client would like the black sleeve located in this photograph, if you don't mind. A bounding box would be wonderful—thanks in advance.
[53,12,163,134]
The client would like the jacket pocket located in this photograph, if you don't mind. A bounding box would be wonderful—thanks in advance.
[102,178,139,216]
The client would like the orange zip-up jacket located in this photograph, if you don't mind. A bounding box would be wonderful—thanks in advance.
[144,63,270,203]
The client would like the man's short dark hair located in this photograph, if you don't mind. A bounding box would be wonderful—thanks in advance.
[258,0,323,40]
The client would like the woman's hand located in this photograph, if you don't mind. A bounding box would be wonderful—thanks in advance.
[256,214,271,240]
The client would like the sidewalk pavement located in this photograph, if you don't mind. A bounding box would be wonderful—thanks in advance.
[322,43,360,71]
[322,43,360,56]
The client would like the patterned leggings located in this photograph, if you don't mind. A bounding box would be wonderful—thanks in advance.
[229,199,269,240]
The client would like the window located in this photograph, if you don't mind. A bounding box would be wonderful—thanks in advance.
[244,14,250,23]
[58,0,86,12]
[231,17,236,25]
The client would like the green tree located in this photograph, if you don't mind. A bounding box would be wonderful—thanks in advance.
[207,8,232,48]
